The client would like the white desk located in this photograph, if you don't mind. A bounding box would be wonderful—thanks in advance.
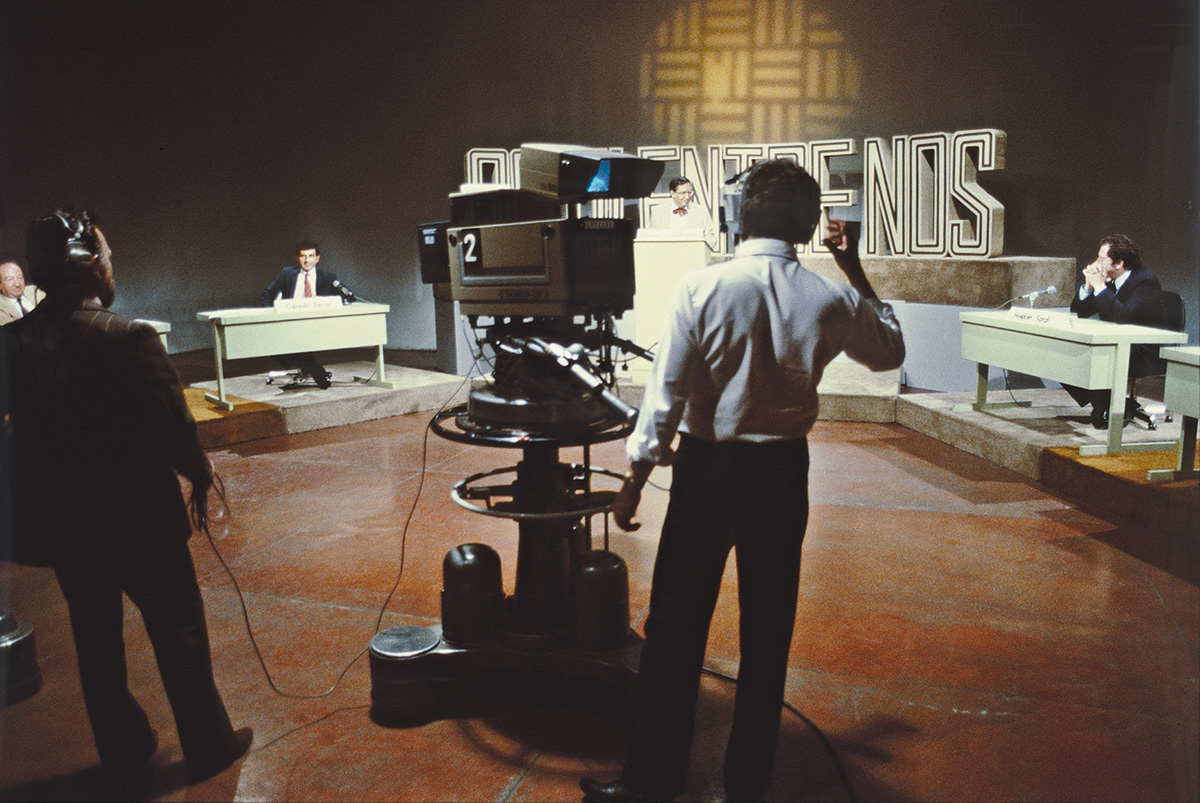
[135,319,171,351]
[959,309,1187,455]
[197,302,396,410]
[1148,346,1199,482]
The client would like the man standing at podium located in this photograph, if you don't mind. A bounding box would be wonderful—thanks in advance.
[260,239,341,388]
[645,177,719,251]
[1065,234,1167,428]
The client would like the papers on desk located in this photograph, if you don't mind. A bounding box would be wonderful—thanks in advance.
[1005,307,1076,327]
[275,296,343,311]
[636,227,707,241]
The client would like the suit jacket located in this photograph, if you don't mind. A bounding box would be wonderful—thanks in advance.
[261,266,338,306]
[1070,265,1168,377]
[4,300,209,568]
[0,285,45,326]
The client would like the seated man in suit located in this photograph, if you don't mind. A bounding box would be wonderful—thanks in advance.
[0,260,44,325]
[1065,234,1167,428]
[260,239,346,388]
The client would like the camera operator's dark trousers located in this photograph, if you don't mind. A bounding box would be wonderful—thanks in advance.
[53,543,237,774]
[621,433,810,800]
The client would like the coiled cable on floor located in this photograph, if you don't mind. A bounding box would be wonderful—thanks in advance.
[701,664,859,803]
[194,366,477,699]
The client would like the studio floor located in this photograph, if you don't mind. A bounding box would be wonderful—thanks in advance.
[2,398,1197,801]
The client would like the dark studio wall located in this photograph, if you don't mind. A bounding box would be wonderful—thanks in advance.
[1,0,1196,351]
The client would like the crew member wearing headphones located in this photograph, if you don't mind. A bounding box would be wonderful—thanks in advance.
[4,209,253,791]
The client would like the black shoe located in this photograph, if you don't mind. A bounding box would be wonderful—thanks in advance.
[1090,407,1108,429]
[313,369,332,389]
[187,727,253,785]
[101,729,158,790]
[579,777,665,802]
[1124,398,1142,425]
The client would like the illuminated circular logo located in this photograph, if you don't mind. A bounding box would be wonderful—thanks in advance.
[641,0,860,150]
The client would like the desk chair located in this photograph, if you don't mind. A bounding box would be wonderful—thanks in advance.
[1129,290,1185,429]
[266,368,330,388]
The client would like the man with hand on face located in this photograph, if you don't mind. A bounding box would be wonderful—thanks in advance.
[4,209,252,791]
[1065,234,1167,428]
[260,238,345,388]
[581,159,904,803]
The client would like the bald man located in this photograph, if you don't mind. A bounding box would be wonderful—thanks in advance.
[0,261,43,325]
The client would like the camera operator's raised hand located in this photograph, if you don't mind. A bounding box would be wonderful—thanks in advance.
[822,218,878,300]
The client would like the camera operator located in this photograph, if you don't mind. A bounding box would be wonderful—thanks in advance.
[582,159,905,802]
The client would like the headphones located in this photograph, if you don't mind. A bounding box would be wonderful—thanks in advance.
[54,209,99,267]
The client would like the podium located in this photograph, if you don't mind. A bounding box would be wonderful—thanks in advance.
[626,233,714,384]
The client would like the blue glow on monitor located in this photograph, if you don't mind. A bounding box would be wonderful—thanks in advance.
[587,160,611,193]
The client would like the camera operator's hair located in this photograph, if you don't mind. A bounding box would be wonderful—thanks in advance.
[296,239,320,256]
[739,159,822,245]
[1100,234,1141,271]
[26,208,101,297]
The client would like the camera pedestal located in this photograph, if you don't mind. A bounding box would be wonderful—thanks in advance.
[369,404,641,725]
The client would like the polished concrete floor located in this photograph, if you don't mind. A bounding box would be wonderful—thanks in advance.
[1,411,1197,802]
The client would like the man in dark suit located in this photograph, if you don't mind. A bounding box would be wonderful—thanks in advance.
[4,209,251,789]
[260,239,344,388]
[1066,234,1167,428]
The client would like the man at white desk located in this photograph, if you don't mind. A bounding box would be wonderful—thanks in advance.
[1065,234,1167,428]
[645,177,719,251]
[260,239,347,388]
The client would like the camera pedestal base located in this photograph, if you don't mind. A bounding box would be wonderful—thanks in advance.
[368,624,642,725]
[368,402,640,725]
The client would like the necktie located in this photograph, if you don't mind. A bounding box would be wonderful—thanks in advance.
[17,297,28,314]
[304,273,314,298]
[673,207,687,215]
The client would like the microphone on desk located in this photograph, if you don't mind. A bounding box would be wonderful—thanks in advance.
[996,285,1058,310]
[332,279,357,302]
[1019,284,1056,301]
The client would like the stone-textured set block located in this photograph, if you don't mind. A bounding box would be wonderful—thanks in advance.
[802,255,1076,309]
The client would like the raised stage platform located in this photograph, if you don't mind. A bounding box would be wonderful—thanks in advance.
[178,350,1197,541]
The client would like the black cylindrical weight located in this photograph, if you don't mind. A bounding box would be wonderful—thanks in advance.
[571,550,630,653]
[441,544,504,646]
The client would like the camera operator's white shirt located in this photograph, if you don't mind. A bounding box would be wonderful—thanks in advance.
[626,238,905,465]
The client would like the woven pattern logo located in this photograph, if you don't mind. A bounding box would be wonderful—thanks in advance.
[642,0,859,151]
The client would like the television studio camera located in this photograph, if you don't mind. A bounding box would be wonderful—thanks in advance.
[368,144,664,724]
